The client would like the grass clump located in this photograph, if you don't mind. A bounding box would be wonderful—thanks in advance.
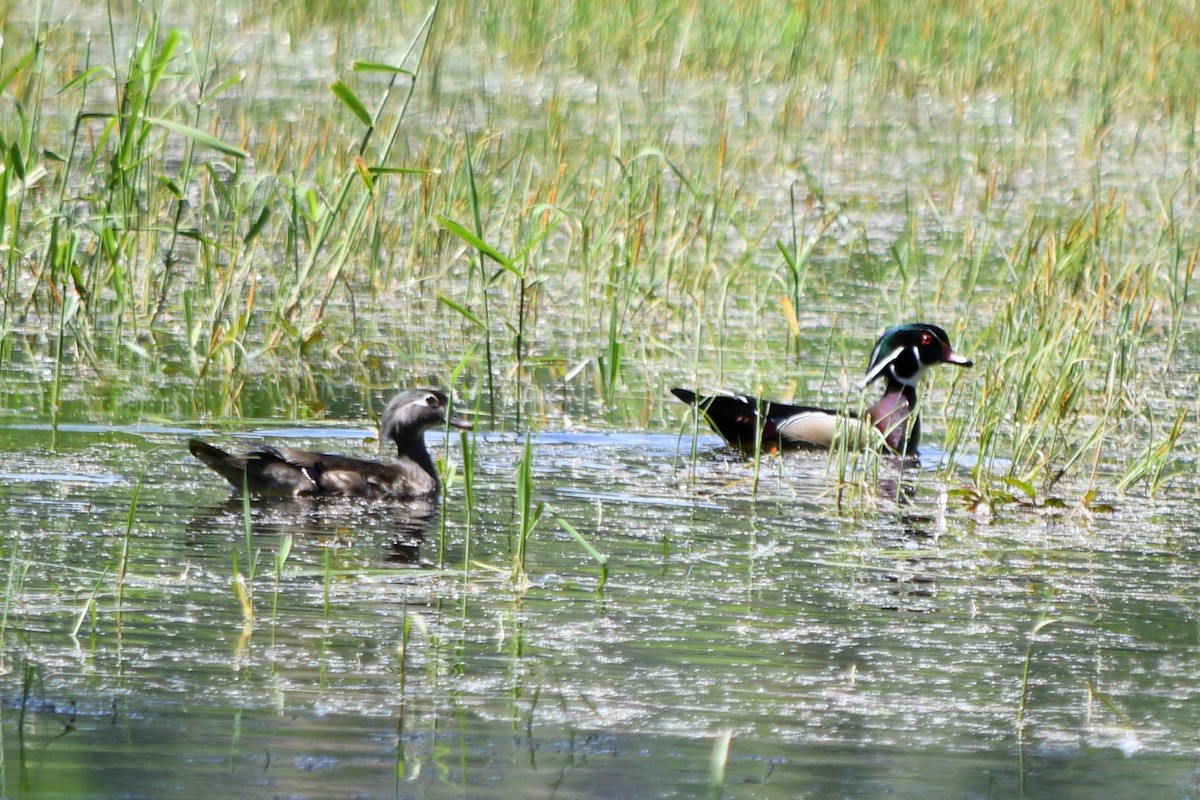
[942,192,1194,501]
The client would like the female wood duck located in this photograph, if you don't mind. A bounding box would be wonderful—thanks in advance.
[188,390,472,498]
[672,323,972,456]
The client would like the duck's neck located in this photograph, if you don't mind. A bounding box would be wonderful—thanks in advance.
[394,435,440,493]
[867,382,920,454]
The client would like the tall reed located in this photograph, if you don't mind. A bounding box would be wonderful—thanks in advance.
[1,541,28,675]
[513,433,542,583]
[945,198,1182,499]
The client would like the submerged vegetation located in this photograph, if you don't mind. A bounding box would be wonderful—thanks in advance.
[0,0,1196,500]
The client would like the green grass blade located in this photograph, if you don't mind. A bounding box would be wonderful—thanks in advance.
[145,116,249,158]
[329,79,373,128]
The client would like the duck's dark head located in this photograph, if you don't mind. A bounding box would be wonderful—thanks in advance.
[862,323,972,388]
[380,390,473,447]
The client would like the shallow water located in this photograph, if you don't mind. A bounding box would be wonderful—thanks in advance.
[2,416,1199,799]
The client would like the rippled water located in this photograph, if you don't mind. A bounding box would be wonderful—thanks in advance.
[2,414,1199,799]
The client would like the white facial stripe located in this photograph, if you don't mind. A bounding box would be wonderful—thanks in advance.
[861,346,905,386]
[867,341,883,369]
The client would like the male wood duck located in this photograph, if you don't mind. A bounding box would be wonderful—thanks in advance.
[188,390,472,498]
[672,323,972,456]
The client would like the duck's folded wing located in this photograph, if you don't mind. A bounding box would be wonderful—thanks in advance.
[254,446,380,497]
[674,390,833,450]
[773,412,885,450]
[772,410,841,447]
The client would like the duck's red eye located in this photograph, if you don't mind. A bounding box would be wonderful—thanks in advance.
[919,332,934,345]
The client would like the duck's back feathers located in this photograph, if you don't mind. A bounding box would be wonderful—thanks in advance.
[188,439,320,496]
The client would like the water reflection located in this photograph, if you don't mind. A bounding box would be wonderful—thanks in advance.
[3,425,1199,799]
[185,494,438,565]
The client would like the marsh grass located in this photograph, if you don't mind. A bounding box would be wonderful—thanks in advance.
[0,542,23,674]
[443,425,475,569]
[938,196,1193,502]
[322,547,334,620]
[1,6,1199,795]
[1016,593,1093,787]
[114,478,140,608]
[232,479,258,626]
[548,510,609,592]
[270,532,293,637]
[0,0,1196,507]
[709,728,733,797]
[412,0,1200,242]
[69,565,108,640]
[512,432,542,583]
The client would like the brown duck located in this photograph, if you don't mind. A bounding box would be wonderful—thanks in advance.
[188,390,472,498]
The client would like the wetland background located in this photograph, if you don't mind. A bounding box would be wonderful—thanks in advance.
[1,1,1199,797]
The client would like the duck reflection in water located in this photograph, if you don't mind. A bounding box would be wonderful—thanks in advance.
[186,494,440,566]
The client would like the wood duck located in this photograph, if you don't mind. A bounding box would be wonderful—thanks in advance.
[672,323,972,456]
[189,390,472,498]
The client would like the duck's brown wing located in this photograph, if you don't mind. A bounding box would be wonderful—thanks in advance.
[256,446,400,498]
[189,439,319,495]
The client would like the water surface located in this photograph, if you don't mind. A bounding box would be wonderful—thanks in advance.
[2,417,1198,798]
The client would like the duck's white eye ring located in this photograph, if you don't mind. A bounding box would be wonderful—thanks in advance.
[424,393,438,406]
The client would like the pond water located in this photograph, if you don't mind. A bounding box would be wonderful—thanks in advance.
[2,410,1199,799]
